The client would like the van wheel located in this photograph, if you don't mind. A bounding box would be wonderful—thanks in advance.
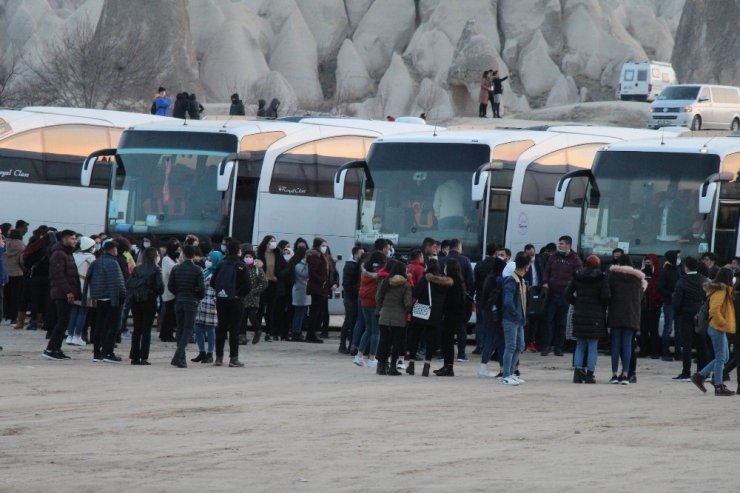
[691,115,702,131]
[732,118,740,132]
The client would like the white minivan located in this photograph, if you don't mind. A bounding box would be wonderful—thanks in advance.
[618,61,676,102]
[647,84,740,131]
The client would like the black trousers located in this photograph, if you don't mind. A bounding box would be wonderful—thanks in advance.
[241,306,260,335]
[680,312,710,375]
[260,281,277,335]
[160,299,176,340]
[340,297,358,348]
[47,299,72,352]
[441,317,459,367]
[4,276,23,320]
[272,295,289,339]
[94,300,120,358]
[640,306,661,357]
[422,323,441,362]
[130,300,156,361]
[378,324,405,364]
[216,298,243,359]
[308,294,328,338]
[406,319,423,359]
[174,303,197,363]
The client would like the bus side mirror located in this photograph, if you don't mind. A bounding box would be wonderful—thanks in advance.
[81,148,117,187]
[334,160,370,200]
[217,152,251,191]
[554,169,595,209]
[471,161,503,202]
[699,172,733,214]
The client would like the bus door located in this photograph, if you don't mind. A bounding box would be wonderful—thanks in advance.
[486,187,510,247]
[715,200,740,261]
[230,155,264,243]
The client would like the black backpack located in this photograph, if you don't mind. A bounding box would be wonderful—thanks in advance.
[126,269,152,302]
[150,101,157,115]
[694,300,710,335]
[213,260,238,299]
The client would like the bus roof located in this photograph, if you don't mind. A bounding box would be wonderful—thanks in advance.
[599,136,740,157]
[20,106,175,127]
[298,117,440,135]
[546,125,686,140]
[372,129,553,146]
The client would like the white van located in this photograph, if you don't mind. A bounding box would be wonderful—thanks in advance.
[618,61,676,102]
[647,84,740,131]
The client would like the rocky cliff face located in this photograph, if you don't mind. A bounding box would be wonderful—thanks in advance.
[3,0,729,118]
[672,0,739,85]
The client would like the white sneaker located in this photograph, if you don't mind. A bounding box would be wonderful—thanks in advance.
[73,336,87,346]
[65,336,74,345]
[511,375,526,384]
[478,369,497,378]
[396,361,406,370]
[353,355,364,367]
[366,359,378,369]
[501,376,520,386]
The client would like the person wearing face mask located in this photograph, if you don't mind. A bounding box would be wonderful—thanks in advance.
[290,247,311,342]
[639,254,662,359]
[159,240,181,343]
[191,250,222,363]
[305,238,333,344]
[658,250,681,361]
[277,240,295,340]
[127,247,165,365]
[257,235,288,342]
[241,249,267,344]
[320,244,339,338]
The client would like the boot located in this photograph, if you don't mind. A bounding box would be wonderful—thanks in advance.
[387,361,402,376]
[191,351,206,363]
[239,334,247,345]
[422,362,431,377]
[406,361,415,375]
[584,370,596,384]
[376,361,387,376]
[715,384,734,396]
[202,352,213,364]
[214,356,223,367]
[493,103,500,118]
[573,368,584,384]
[229,357,244,368]
[479,103,487,118]
[14,311,26,330]
[436,364,454,377]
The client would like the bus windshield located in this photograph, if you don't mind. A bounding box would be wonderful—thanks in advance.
[359,142,489,260]
[108,131,238,237]
[581,151,720,259]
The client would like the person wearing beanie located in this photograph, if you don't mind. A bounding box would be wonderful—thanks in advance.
[565,255,610,383]
[229,93,246,116]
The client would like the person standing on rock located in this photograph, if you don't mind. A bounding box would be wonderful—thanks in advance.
[257,99,266,118]
[152,87,172,116]
[229,93,246,116]
[266,98,280,119]
[479,70,492,117]
[491,70,512,118]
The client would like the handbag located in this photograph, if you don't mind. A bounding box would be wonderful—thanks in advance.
[412,280,432,321]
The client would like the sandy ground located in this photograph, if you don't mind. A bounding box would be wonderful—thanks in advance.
[1,320,739,493]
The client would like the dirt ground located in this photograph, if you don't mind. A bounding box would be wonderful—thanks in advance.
[1,323,738,493]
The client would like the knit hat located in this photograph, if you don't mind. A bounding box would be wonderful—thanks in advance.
[79,236,95,252]
[586,255,601,269]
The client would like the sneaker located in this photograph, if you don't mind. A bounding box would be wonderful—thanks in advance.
[396,361,406,371]
[672,372,692,382]
[42,349,66,361]
[526,342,538,353]
[73,336,87,346]
[609,375,620,384]
[229,358,244,368]
[715,384,735,396]
[478,369,497,378]
[56,350,71,360]
[501,376,520,386]
[65,336,74,345]
[618,374,629,385]
[353,355,365,367]
[495,371,503,380]
[103,353,122,363]
[511,375,526,384]
[366,359,378,369]
[690,373,707,393]
[456,354,469,362]
[92,355,103,362]
[628,374,637,384]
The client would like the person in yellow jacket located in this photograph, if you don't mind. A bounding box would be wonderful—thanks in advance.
[691,267,736,396]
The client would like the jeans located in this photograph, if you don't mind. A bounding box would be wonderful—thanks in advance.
[242,307,260,336]
[661,304,675,356]
[66,304,88,338]
[340,297,358,348]
[502,320,525,377]
[292,305,308,336]
[216,298,243,359]
[94,300,121,358]
[478,310,496,365]
[679,312,710,375]
[350,297,366,351]
[174,303,197,363]
[358,306,379,356]
[543,295,569,350]
[492,316,506,364]
[48,299,72,352]
[160,299,176,340]
[130,300,156,361]
[194,323,215,354]
[700,327,729,385]
[611,327,634,374]
[574,338,598,371]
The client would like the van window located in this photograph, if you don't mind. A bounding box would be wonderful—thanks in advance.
[713,87,740,104]
[651,68,660,79]
[623,70,635,82]
[637,70,648,82]
[699,87,711,102]
[657,86,700,100]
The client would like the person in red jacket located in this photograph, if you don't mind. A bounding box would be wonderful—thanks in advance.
[639,253,662,359]
[353,251,387,368]
[305,237,333,344]
[44,230,80,361]
[404,249,426,374]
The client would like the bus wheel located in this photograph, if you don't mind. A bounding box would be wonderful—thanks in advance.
[732,118,740,132]
[691,115,702,131]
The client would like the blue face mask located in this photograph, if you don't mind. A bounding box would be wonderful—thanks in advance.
[94,243,101,252]
[220,244,227,253]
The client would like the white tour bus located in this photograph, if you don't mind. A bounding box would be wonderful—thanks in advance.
[555,136,740,263]
[0,107,173,235]
[334,126,671,261]
[618,61,676,102]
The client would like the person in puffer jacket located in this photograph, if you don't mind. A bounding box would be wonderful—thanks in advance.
[43,230,80,361]
[671,256,709,381]
[375,261,412,376]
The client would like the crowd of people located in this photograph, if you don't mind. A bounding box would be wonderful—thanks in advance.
[150,86,281,119]
[1,219,739,396]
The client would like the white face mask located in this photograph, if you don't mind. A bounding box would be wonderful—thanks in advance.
[268,241,277,250]
[497,255,506,261]
[320,246,328,255]
[143,241,151,248]
[283,254,292,262]
[205,260,213,269]
[676,257,681,266]
[389,248,395,257]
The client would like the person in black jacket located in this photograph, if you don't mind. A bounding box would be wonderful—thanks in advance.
[266,98,280,119]
[339,246,364,354]
[172,92,188,119]
[490,69,512,118]
[413,259,453,376]
[257,99,267,118]
[187,93,204,120]
[523,244,545,353]
[127,247,164,365]
[211,241,251,367]
[671,256,709,381]
[565,255,610,383]
[478,256,507,378]
[473,243,498,354]
[167,245,205,368]
[435,259,466,376]
[43,230,80,361]
[658,250,681,360]
[229,93,246,116]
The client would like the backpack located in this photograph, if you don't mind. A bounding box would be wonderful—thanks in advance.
[150,100,157,115]
[694,299,710,335]
[126,269,152,302]
[213,260,238,299]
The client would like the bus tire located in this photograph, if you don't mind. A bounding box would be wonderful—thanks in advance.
[691,115,702,131]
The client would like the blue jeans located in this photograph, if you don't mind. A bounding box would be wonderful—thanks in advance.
[543,295,569,350]
[574,338,598,372]
[292,305,307,335]
[661,304,675,356]
[475,308,485,350]
[700,327,729,385]
[502,320,525,377]
[358,307,379,356]
[194,323,215,353]
[611,327,634,374]
[66,305,88,338]
[350,297,366,351]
